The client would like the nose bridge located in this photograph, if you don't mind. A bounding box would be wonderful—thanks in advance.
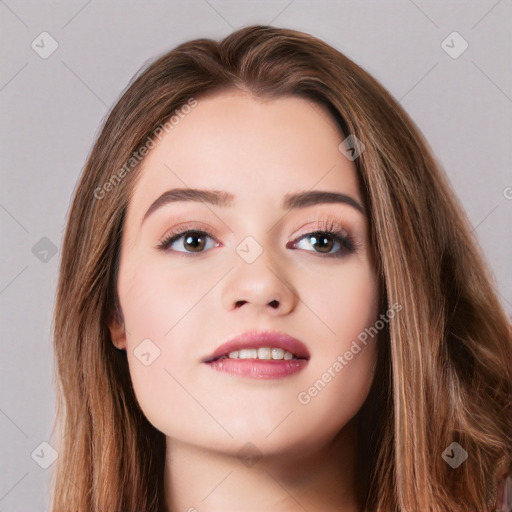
[220,231,297,313]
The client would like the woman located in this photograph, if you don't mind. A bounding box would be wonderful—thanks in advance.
[50,25,511,512]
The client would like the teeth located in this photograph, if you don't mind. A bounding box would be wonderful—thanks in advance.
[239,349,258,359]
[258,347,271,359]
[271,348,284,359]
[226,347,296,360]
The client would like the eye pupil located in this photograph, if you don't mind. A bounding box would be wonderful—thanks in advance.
[311,234,333,253]
[184,233,205,251]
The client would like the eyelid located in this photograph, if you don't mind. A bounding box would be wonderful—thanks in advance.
[290,213,354,237]
[158,220,217,238]
[156,215,353,243]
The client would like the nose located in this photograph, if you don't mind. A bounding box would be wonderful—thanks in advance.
[221,251,298,316]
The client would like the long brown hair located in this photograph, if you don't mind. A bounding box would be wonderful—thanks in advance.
[50,25,512,511]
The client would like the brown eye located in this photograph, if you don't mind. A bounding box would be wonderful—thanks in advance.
[291,230,356,258]
[158,230,217,254]
[182,233,207,252]
[308,233,334,253]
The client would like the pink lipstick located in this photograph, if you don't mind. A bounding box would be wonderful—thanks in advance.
[203,330,310,380]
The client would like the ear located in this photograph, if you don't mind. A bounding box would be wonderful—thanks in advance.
[108,310,127,350]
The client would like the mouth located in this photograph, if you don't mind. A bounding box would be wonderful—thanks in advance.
[202,329,310,363]
[202,330,310,380]
[204,347,307,363]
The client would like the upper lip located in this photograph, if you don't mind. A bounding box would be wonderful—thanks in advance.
[202,329,311,363]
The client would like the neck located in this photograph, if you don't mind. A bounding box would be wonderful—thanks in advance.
[164,418,363,512]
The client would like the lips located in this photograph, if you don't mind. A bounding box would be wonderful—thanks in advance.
[202,329,310,363]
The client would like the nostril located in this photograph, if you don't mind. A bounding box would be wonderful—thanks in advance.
[268,300,279,308]
[235,300,247,308]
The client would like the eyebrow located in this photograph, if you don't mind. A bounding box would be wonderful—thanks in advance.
[142,188,366,224]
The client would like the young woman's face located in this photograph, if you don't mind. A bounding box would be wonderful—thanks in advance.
[110,89,380,457]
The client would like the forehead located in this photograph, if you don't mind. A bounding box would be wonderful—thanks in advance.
[126,89,361,221]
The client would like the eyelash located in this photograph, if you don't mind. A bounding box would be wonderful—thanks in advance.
[156,217,360,258]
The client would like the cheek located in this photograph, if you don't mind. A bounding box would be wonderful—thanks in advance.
[299,257,380,346]
[118,256,217,434]
[291,259,380,436]
[119,255,206,344]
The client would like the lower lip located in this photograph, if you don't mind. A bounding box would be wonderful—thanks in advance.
[205,358,308,379]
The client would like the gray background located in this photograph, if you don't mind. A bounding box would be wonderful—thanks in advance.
[1,1,511,510]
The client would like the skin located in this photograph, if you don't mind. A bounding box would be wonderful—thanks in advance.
[109,89,380,512]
